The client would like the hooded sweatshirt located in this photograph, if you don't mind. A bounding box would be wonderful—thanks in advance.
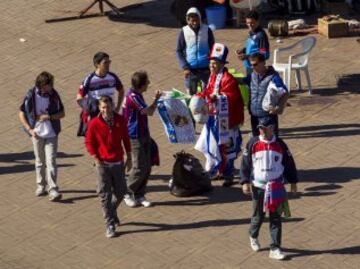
[176,7,215,70]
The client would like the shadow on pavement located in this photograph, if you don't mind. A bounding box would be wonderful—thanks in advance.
[107,1,178,28]
[0,151,83,175]
[283,245,360,259]
[153,186,252,206]
[299,167,360,184]
[58,189,97,204]
[120,217,304,235]
[0,163,74,175]
[280,123,360,139]
[0,151,83,163]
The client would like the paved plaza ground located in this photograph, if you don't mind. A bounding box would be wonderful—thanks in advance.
[0,0,359,268]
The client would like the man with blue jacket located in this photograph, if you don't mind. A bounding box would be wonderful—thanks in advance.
[242,53,289,137]
[176,7,215,95]
[236,10,269,75]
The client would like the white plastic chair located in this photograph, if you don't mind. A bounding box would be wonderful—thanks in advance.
[273,36,316,94]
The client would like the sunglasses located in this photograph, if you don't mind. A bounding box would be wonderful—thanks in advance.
[250,62,258,67]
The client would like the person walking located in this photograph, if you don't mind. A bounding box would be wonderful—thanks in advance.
[240,117,298,260]
[85,95,132,238]
[19,71,65,201]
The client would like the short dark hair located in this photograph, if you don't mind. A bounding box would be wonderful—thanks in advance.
[98,95,113,105]
[245,10,259,21]
[131,71,149,90]
[35,71,54,89]
[93,51,109,66]
[249,53,265,63]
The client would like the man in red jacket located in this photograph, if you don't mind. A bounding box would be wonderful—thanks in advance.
[85,95,132,238]
[196,43,244,187]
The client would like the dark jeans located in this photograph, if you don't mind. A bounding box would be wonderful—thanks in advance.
[249,186,282,250]
[96,163,126,226]
[185,68,210,95]
[250,115,279,137]
[127,136,152,199]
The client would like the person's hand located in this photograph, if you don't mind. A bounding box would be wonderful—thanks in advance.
[94,157,103,166]
[210,93,218,101]
[37,114,51,122]
[242,183,252,195]
[236,50,246,61]
[184,69,191,79]
[28,129,38,138]
[125,157,132,172]
[154,90,162,101]
[268,105,280,115]
[290,183,297,194]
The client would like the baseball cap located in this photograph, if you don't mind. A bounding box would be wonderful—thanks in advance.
[257,117,276,129]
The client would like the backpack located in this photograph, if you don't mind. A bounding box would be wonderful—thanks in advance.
[170,151,212,197]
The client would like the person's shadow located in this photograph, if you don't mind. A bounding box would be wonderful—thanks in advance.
[282,246,360,260]
[119,217,304,236]
[57,189,97,204]
[0,151,82,175]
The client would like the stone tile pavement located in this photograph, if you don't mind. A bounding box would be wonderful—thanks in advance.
[0,0,359,268]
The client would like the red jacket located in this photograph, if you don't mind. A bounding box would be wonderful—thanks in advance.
[200,68,244,128]
[85,113,131,163]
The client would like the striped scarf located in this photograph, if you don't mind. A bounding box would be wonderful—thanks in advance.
[264,177,291,217]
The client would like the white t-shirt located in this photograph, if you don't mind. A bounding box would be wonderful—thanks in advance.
[34,92,56,138]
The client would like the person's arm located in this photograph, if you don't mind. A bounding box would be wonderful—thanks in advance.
[257,31,270,60]
[240,138,255,195]
[141,91,162,116]
[84,121,101,164]
[76,82,87,108]
[279,139,298,193]
[208,28,215,49]
[115,84,124,113]
[176,30,191,70]
[19,111,37,138]
[121,118,132,172]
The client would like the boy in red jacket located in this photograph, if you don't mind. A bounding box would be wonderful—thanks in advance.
[85,95,132,238]
[196,43,244,187]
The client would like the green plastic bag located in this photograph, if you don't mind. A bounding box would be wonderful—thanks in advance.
[228,68,249,107]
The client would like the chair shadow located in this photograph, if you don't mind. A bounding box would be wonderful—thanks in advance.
[120,217,304,236]
[58,189,97,204]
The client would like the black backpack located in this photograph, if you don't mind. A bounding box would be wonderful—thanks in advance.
[170,151,212,197]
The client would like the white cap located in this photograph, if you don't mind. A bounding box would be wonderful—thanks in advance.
[186,7,201,20]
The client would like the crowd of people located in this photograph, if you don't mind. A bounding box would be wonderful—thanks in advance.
[18,8,298,260]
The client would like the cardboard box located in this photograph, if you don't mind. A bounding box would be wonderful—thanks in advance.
[318,18,348,38]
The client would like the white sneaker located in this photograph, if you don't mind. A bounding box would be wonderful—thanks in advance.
[269,248,286,260]
[48,189,62,201]
[138,196,152,208]
[105,225,116,238]
[249,237,261,252]
[35,186,46,196]
[124,194,138,207]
